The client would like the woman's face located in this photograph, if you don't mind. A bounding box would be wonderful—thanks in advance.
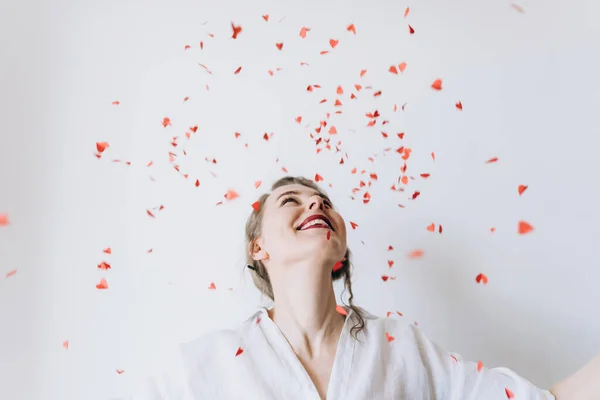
[252,183,347,271]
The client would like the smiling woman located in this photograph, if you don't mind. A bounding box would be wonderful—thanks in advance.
[131,177,597,400]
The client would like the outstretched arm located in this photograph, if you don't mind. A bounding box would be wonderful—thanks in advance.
[549,352,600,400]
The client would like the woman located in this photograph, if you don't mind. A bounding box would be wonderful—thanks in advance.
[138,176,599,399]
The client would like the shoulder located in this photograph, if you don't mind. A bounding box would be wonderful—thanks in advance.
[134,310,263,399]
[179,309,261,366]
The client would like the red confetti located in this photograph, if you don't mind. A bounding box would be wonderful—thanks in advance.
[251,201,260,211]
[112,101,120,105]
[476,273,489,285]
[456,101,463,110]
[183,96,189,102]
[0,213,9,226]
[96,142,109,153]
[389,65,398,75]
[63,340,69,350]
[162,117,171,128]
[388,260,394,268]
[410,191,420,200]
[96,278,109,290]
[427,223,435,232]
[404,7,410,18]
[485,157,499,163]
[231,22,242,39]
[329,39,339,48]
[505,388,515,399]
[254,180,262,189]
[195,179,200,187]
[208,282,216,290]
[333,260,343,272]
[511,3,525,13]
[381,275,389,282]
[398,62,407,72]
[97,262,111,270]
[234,66,242,74]
[116,369,125,375]
[328,126,337,134]
[490,227,496,233]
[431,152,436,161]
[385,332,395,342]
[408,25,415,34]
[431,79,442,90]
[518,185,528,195]
[346,24,356,34]
[146,210,155,218]
[295,116,302,123]
[299,27,310,38]
[350,221,358,230]
[518,221,534,235]
[262,14,269,21]
[314,173,324,182]
[477,361,484,372]
[184,45,191,50]
[360,69,367,77]
[275,43,283,50]
[235,347,244,356]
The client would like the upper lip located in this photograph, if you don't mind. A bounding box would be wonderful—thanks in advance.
[297,214,334,231]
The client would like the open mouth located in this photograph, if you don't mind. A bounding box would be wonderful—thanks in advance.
[297,215,334,231]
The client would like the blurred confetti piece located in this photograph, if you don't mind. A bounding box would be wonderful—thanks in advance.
[385,332,395,342]
[234,66,242,74]
[63,340,69,350]
[347,24,356,34]
[0,213,9,226]
[477,361,484,372]
[426,223,435,232]
[208,282,216,290]
[408,25,415,34]
[398,62,407,72]
[456,101,463,110]
[485,157,498,163]
[505,388,515,399]
[235,347,244,356]
[314,173,324,182]
[350,221,358,230]
[518,185,528,195]
[162,117,171,128]
[476,273,489,285]
[490,227,496,233]
[329,39,339,48]
[96,278,109,289]
[404,7,410,18]
[360,69,367,77]
[103,247,112,254]
[184,45,191,50]
[431,79,442,90]
[6,269,17,278]
[251,201,260,211]
[254,180,262,189]
[336,304,348,316]
[510,3,524,13]
[112,101,120,105]
[262,14,269,21]
[407,249,423,259]
[116,369,125,375]
[231,22,242,39]
[275,42,283,50]
[225,190,240,201]
[518,221,534,235]
[195,180,200,187]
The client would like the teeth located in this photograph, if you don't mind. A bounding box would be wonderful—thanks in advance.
[301,219,329,230]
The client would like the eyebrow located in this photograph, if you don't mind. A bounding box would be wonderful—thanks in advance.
[276,190,332,204]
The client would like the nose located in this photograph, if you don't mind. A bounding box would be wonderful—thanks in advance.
[309,195,324,210]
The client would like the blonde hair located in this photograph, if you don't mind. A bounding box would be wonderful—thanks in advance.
[244,176,365,340]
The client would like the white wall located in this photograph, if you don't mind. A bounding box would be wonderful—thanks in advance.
[1,0,599,399]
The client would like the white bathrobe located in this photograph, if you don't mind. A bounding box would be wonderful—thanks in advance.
[134,306,555,399]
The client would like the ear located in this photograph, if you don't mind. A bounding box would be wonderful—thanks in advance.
[249,238,269,261]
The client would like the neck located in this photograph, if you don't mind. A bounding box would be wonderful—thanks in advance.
[267,259,346,360]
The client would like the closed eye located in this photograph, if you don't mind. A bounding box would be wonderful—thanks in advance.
[280,196,332,208]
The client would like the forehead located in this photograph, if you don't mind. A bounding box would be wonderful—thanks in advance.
[268,184,329,205]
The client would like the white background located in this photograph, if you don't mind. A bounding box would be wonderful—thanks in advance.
[1,0,599,399]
